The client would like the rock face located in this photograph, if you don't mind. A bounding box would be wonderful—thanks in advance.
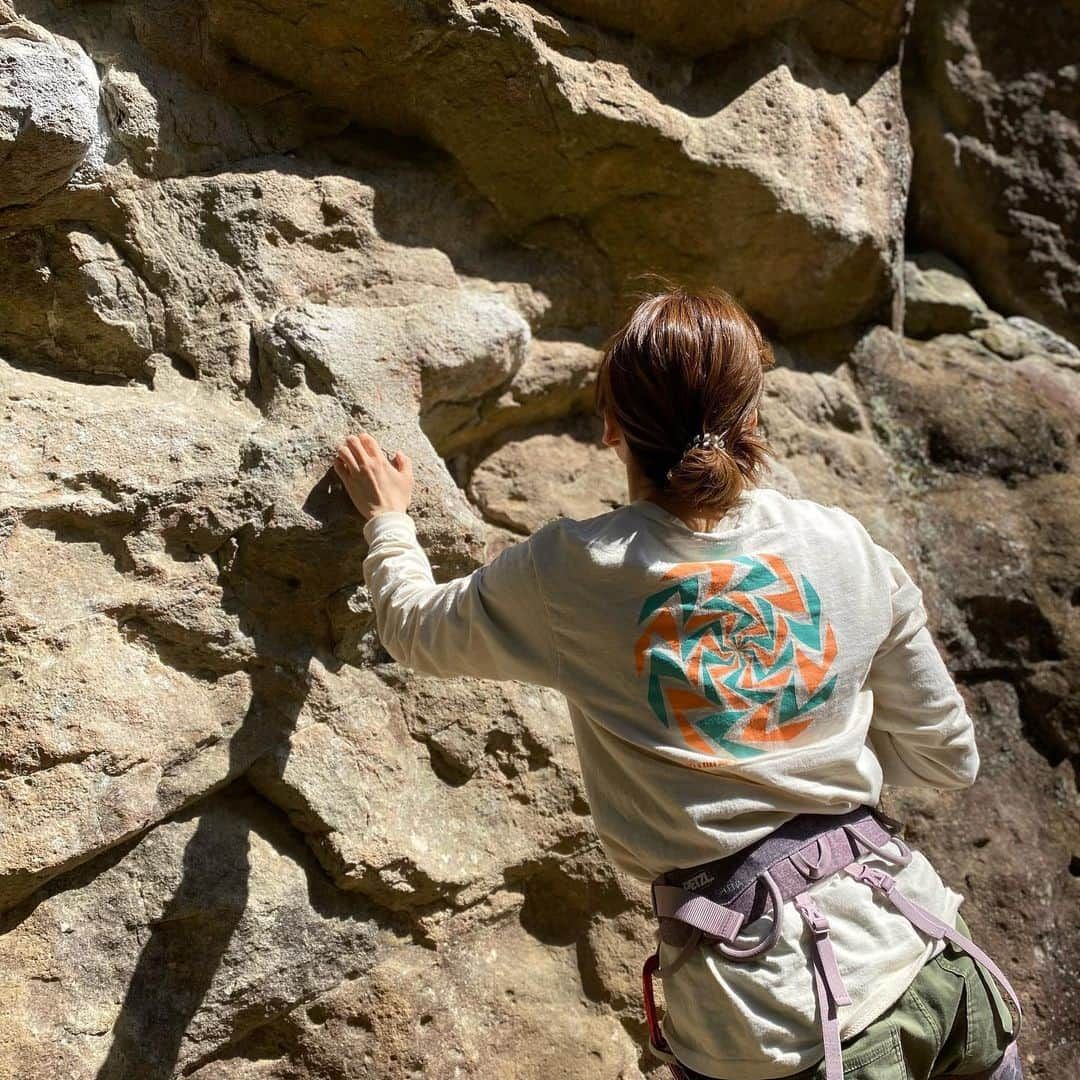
[0,783,382,1078]
[197,0,912,338]
[0,1,1077,1078]
[903,0,1080,345]
[0,13,106,207]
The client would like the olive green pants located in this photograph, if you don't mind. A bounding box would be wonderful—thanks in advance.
[679,913,1020,1080]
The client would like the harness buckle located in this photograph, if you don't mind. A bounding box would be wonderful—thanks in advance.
[844,861,895,892]
[793,892,830,935]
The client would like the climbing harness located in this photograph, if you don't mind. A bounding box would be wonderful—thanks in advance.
[642,805,1023,1080]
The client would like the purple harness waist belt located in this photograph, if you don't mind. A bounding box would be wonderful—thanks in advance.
[641,805,1024,1080]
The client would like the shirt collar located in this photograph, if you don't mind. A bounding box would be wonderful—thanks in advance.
[626,488,759,538]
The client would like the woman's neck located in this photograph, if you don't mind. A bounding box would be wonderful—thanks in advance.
[626,467,725,534]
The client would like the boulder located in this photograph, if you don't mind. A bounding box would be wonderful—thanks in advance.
[247,660,590,916]
[0,366,261,910]
[186,888,647,1080]
[0,228,163,380]
[467,417,626,535]
[194,0,912,336]
[0,14,106,207]
[849,326,1076,482]
[903,251,992,338]
[0,283,527,909]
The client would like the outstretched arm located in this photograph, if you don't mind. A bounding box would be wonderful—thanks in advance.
[334,431,562,689]
[361,511,563,688]
[865,546,980,790]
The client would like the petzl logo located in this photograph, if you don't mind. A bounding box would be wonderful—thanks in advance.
[683,870,715,891]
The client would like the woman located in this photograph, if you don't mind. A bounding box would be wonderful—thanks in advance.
[333,286,1022,1079]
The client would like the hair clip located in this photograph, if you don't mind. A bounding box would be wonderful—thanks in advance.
[665,430,726,482]
[688,431,725,452]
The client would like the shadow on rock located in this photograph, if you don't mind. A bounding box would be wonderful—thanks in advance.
[94,567,319,1077]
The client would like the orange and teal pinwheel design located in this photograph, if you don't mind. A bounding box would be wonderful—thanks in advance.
[634,554,838,760]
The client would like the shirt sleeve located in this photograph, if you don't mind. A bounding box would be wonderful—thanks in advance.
[865,545,980,790]
[360,510,563,690]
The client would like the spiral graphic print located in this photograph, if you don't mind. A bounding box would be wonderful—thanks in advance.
[634,554,838,760]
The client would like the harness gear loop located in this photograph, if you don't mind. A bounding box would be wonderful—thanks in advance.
[714,868,784,961]
[650,881,746,978]
[842,820,914,866]
[790,836,830,879]
[657,925,703,979]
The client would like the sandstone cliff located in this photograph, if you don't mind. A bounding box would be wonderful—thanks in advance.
[1,2,1077,1077]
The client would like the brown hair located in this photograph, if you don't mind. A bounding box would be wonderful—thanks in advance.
[594,284,776,517]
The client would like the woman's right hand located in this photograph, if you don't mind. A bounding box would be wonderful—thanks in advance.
[334,432,414,520]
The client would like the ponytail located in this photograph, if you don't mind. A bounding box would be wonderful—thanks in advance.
[595,284,776,518]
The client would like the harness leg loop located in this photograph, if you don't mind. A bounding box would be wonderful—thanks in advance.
[843,861,1024,1040]
[793,891,852,1080]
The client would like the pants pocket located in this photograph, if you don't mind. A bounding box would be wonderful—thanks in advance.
[834,1022,909,1080]
[968,956,1016,1045]
[934,948,1015,1074]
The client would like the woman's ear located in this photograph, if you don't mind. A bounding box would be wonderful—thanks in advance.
[601,409,620,448]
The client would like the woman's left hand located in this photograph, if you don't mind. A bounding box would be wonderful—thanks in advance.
[334,433,414,520]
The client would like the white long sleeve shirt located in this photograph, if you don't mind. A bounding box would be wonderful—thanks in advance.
[361,485,978,1078]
